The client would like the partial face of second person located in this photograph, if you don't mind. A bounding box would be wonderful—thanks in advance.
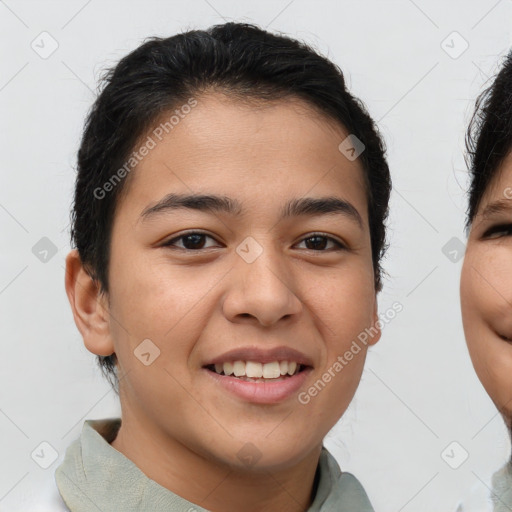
[461,151,512,431]
[69,92,380,481]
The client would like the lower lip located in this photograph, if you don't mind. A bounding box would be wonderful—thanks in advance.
[203,367,313,404]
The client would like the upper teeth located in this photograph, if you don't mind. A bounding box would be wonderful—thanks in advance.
[213,361,299,378]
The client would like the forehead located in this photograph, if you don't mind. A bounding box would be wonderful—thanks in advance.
[116,92,369,222]
[476,151,512,215]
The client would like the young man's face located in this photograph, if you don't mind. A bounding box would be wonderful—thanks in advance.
[68,93,380,470]
[461,152,512,431]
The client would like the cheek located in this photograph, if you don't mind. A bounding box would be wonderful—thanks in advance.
[106,256,204,419]
[305,266,376,362]
[462,248,512,418]
[107,250,214,375]
[110,246,208,320]
[462,248,512,339]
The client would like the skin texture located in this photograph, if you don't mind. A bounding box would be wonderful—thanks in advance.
[461,150,512,436]
[65,92,381,512]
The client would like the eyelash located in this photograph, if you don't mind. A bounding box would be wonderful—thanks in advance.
[482,224,512,239]
[161,231,347,252]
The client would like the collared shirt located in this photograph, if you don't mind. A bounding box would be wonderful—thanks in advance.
[54,417,375,511]
[454,460,512,511]
[491,461,512,511]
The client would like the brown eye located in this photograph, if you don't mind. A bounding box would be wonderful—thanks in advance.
[295,234,346,251]
[162,232,219,250]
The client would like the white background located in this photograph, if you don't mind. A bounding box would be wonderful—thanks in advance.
[1,1,511,510]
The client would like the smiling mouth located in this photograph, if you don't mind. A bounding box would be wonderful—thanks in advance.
[203,360,309,383]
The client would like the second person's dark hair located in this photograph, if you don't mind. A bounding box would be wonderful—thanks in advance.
[466,50,512,227]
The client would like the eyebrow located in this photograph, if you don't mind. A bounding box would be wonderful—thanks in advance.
[480,199,512,219]
[139,193,363,227]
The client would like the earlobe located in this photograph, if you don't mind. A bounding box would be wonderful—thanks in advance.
[64,249,115,356]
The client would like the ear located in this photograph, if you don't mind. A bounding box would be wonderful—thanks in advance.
[64,249,115,356]
[367,294,382,346]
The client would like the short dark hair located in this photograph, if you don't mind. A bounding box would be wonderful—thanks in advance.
[69,21,391,389]
[465,50,512,228]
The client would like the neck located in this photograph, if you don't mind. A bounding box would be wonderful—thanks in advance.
[110,412,322,512]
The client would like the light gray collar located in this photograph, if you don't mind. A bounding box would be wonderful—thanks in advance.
[55,418,374,512]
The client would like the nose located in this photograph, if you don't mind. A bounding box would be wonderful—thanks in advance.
[222,242,303,327]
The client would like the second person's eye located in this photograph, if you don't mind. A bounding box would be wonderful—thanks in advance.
[482,224,512,239]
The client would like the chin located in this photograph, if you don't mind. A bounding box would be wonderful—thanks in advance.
[220,439,316,473]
